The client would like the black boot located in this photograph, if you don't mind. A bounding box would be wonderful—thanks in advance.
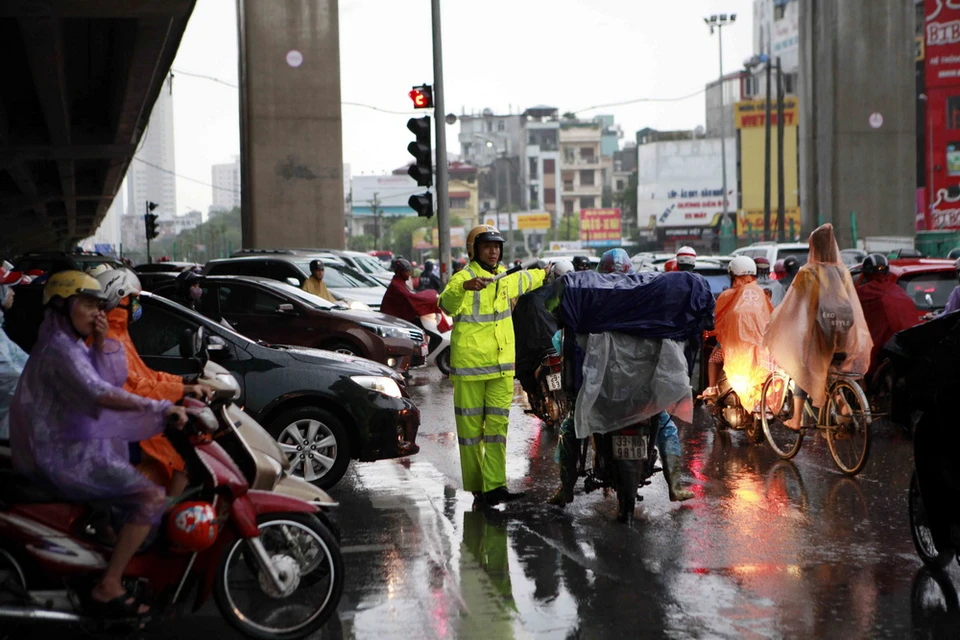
[663,455,694,502]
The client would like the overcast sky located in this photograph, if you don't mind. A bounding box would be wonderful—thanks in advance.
[170,0,756,214]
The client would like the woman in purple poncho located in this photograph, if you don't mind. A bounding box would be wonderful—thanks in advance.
[9,270,187,617]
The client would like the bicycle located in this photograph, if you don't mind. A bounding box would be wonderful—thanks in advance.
[759,355,872,475]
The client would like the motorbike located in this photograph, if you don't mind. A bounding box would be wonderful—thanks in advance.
[885,313,960,569]
[0,406,343,638]
[581,414,661,525]
[524,348,566,428]
[420,310,452,376]
[698,372,765,444]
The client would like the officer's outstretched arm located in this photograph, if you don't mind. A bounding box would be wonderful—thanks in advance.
[502,268,546,300]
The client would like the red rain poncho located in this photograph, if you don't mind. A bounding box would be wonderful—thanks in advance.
[714,277,773,409]
[856,274,919,375]
[763,224,872,407]
[380,275,439,323]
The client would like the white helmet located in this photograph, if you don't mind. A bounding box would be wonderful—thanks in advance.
[95,268,143,311]
[728,255,757,277]
[676,246,697,267]
[549,259,574,283]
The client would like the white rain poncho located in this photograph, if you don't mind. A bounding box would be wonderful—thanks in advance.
[573,332,692,439]
[0,284,28,439]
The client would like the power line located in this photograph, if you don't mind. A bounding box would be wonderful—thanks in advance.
[132,156,239,194]
[571,88,707,114]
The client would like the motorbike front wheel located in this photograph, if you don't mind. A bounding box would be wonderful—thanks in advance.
[215,513,344,640]
[435,347,451,376]
[909,471,956,569]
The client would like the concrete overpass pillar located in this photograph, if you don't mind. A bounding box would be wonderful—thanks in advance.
[798,0,916,247]
[237,0,344,249]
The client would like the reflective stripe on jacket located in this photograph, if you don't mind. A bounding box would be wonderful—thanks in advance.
[439,261,545,381]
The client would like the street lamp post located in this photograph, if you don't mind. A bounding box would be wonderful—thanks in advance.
[705,13,736,254]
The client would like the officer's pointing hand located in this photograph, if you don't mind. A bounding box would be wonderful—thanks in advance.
[464,277,491,291]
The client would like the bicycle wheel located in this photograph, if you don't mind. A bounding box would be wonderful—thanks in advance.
[761,371,805,459]
[825,378,871,475]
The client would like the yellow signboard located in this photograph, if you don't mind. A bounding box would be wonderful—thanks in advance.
[734,98,799,129]
[737,208,801,239]
[482,213,552,230]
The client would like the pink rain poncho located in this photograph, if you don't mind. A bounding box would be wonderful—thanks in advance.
[9,308,170,525]
[763,224,872,407]
[714,277,773,410]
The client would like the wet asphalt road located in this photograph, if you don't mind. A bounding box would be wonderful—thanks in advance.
[142,369,959,637]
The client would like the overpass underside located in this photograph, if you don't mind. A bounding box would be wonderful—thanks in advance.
[0,0,195,257]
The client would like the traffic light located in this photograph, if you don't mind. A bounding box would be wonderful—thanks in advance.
[409,192,434,218]
[144,201,159,240]
[409,84,433,109]
[407,116,432,187]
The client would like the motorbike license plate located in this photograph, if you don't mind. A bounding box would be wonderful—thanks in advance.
[420,342,429,357]
[546,372,562,391]
[612,435,646,461]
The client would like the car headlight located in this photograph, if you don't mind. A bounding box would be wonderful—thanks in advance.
[351,375,402,398]
[216,372,241,400]
[348,300,371,311]
[360,322,408,340]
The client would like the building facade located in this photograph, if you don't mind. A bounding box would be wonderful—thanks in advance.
[126,74,177,220]
[211,156,241,213]
[559,121,603,220]
[522,106,561,218]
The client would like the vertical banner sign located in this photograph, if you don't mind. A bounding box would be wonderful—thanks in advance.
[925,0,960,228]
[580,208,622,247]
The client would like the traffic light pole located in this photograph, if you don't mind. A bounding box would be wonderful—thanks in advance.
[431,0,451,283]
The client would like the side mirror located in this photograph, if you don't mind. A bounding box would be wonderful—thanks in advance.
[208,335,227,352]
[276,303,296,315]
[285,277,300,287]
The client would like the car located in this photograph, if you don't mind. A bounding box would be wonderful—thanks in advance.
[850,258,958,320]
[632,252,674,272]
[309,249,394,286]
[152,275,427,372]
[134,261,202,291]
[204,250,387,311]
[129,292,421,488]
[840,249,867,267]
[685,259,732,298]
[541,254,601,271]
[731,241,810,274]
[13,250,122,275]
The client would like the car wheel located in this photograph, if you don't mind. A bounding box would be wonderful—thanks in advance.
[269,407,351,489]
[321,340,361,357]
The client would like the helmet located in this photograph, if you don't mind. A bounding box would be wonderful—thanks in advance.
[175,270,203,288]
[166,501,219,552]
[676,246,697,268]
[393,258,412,275]
[773,259,786,276]
[862,253,890,276]
[85,263,114,278]
[663,258,679,272]
[42,270,107,306]
[95,268,142,311]
[308,259,325,273]
[599,248,634,274]
[425,259,435,268]
[783,255,800,274]
[955,257,960,272]
[549,259,574,282]
[466,225,505,261]
[949,248,960,260]
[728,256,757,277]
[754,256,771,271]
[572,256,591,271]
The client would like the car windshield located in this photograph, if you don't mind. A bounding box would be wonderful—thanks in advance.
[696,270,731,297]
[352,255,391,275]
[776,248,809,267]
[296,262,380,288]
[898,272,957,311]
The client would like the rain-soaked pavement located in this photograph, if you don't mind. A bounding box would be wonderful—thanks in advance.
[155,368,959,638]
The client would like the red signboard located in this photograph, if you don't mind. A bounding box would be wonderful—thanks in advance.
[579,208,622,247]
[927,0,960,88]
[925,0,960,228]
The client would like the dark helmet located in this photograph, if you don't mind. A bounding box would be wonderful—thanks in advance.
[175,270,203,291]
[424,259,435,268]
[754,256,771,272]
[949,248,960,260]
[393,258,412,275]
[572,256,591,271]
[309,259,325,273]
[783,255,800,275]
[862,253,889,276]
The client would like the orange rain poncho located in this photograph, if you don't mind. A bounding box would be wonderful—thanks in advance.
[763,224,872,407]
[106,301,186,485]
[714,277,773,409]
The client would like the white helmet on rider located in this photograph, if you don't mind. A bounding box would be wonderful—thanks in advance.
[95,267,143,311]
[676,246,697,270]
[548,259,574,283]
[728,256,758,277]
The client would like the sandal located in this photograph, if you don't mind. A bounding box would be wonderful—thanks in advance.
[83,590,150,619]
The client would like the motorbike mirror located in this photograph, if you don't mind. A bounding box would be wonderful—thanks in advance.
[285,277,300,287]
[207,335,227,353]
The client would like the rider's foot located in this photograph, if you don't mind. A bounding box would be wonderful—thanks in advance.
[663,454,695,502]
[700,386,719,402]
[547,485,573,506]
[90,581,149,617]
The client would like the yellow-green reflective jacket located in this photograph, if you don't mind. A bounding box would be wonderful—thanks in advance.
[439,261,545,381]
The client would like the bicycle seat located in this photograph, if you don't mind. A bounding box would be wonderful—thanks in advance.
[832,352,847,364]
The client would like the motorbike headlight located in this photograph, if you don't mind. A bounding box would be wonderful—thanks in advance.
[351,375,402,398]
[216,372,241,400]
[360,322,408,340]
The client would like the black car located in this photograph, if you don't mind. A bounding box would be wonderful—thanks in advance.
[13,250,122,275]
[134,261,202,291]
[5,288,417,489]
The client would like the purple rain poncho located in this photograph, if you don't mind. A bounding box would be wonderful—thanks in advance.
[9,308,170,525]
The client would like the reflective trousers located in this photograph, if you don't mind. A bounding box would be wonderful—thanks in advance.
[453,376,513,493]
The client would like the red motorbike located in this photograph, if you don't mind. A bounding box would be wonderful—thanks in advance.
[0,403,343,639]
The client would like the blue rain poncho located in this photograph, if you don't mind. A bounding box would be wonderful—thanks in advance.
[0,284,28,439]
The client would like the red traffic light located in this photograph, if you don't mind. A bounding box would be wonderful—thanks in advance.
[409,84,433,109]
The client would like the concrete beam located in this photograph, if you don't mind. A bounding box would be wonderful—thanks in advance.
[0,0,194,19]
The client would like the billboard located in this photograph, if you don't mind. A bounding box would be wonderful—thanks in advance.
[412,226,465,250]
[481,212,552,230]
[580,208,621,247]
[926,0,960,89]
[637,138,737,229]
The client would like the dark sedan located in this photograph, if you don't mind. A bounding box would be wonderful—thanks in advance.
[153,275,428,372]
[131,293,421,488]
